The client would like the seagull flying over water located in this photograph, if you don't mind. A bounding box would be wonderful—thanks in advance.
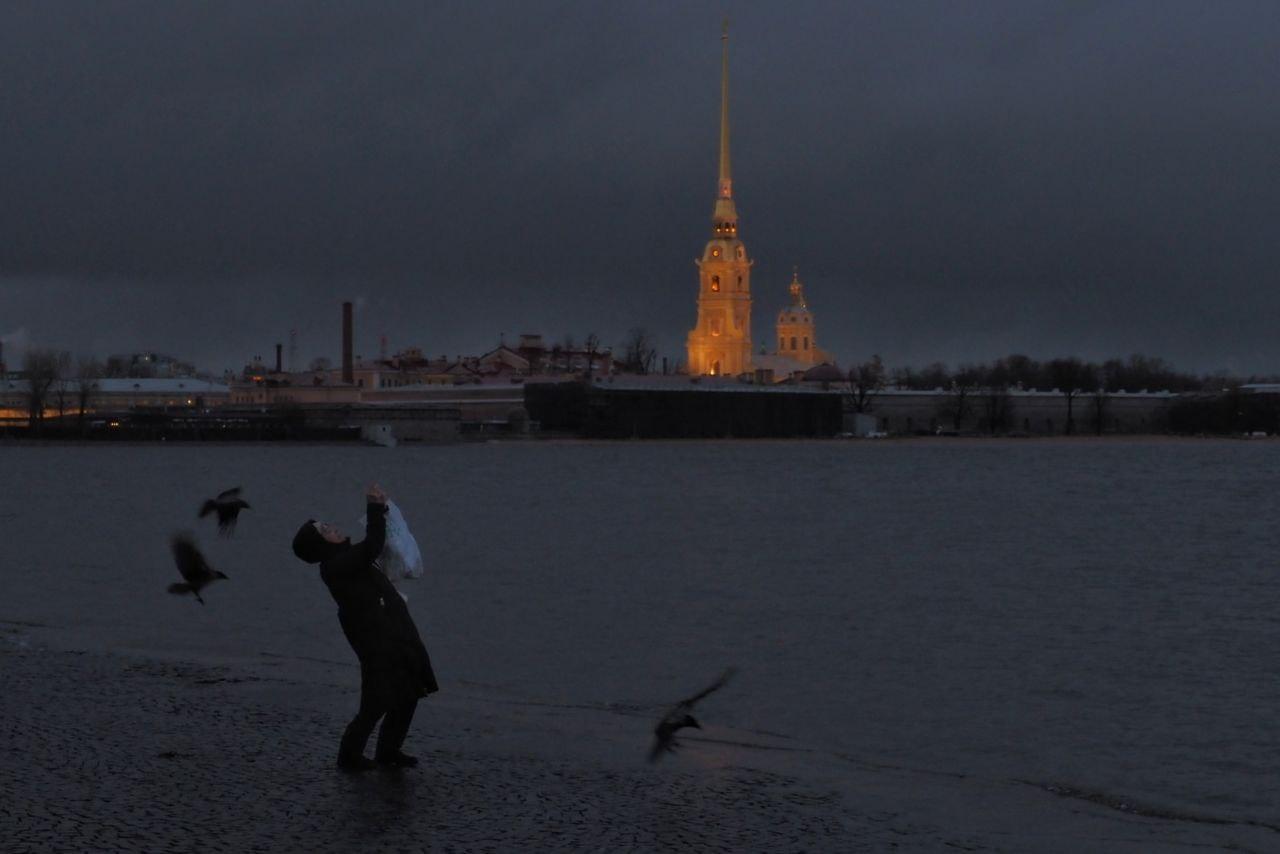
[199,487,251,536]
[168,534,228,605]
[649,667,736,762]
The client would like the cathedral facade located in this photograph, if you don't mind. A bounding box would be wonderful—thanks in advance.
[686,26,753,377]
[774,269,831,367]
[686,27,834,379]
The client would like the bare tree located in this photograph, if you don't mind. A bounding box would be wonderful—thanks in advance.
[22,349,61,436]
[1047,358,1097,436]
[51,351,72,423]
[1089,388,1109,435]
[847,355,886,414]
[890,365,917,389]
[980,385,1013,435]
[918,361,950,390]
[103,355,128,378]
[1001,354,1041,389]
[621,327,658,375]
[555,335,577,374]
[938,365,981,431]
[75,356,103,432]
[583,333,599,380]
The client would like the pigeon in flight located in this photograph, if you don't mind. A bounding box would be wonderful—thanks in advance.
[168,534,228,605]
[199,487,251,536]
[649,667,736,762]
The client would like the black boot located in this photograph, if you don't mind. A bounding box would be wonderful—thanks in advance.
[376,751,418,768]
[337,753,377,771]
[338,711,379,771]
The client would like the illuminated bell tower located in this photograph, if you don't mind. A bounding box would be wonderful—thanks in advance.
[775,268,822,366]
[686,22,752,377]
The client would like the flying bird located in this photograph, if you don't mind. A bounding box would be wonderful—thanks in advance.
[168,534,228,605]
[649,667,736,762]
[199,487,251,536]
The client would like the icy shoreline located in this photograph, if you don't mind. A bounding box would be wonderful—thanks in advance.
[3,638,1275,853]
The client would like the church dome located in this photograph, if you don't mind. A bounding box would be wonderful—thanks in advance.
[777,305,812,324]
[773,268,825,368]
[776,269,812,325]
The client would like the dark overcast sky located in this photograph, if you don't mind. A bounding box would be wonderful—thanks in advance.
[2,1,1279,373]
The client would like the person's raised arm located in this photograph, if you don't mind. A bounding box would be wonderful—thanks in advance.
[361,483,388,561]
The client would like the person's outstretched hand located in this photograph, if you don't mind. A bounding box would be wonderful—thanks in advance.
[366,483,388,505]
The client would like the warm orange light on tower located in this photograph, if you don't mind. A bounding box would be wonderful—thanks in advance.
[686,22,753,377]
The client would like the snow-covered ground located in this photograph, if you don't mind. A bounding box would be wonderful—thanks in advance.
[3,438,1279,849]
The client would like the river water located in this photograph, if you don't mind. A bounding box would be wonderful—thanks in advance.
[3,438,1278,825]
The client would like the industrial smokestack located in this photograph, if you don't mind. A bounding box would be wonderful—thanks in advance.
[275,343,282,373]
[342,302,354,384]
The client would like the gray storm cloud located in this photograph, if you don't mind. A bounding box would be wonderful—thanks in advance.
[1,1,1278,373]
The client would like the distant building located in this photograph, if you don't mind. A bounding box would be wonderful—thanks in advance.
[515,335,548,372]
[105,351,196,379]
[0,376,229,424]
[473,337,613,378]
[859,387,1178,436]
[773,269,833,368]
[222,327,612,433]
[687,25,753,378]
[750,270,837,382]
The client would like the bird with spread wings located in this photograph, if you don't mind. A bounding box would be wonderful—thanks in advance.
[649,667,736,762]
[199,487,251,537]
[168,534,228,605]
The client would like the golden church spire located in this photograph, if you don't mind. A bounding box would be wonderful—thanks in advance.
[718,18,732,199]
[711,19,739,238]
[688,21,752,377]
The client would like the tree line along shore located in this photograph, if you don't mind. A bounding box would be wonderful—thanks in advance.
[4,349,1279,440]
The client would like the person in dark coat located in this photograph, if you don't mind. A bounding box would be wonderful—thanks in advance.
[291,484,438,770]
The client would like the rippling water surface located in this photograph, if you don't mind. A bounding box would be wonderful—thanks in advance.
[4,438,1278,822]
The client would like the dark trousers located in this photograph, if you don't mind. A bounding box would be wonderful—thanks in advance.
[338,666,419,761]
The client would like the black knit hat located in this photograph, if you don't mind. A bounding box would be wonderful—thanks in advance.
[291,520,330,564]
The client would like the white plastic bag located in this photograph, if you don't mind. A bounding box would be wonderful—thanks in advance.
[356,500,424,582]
